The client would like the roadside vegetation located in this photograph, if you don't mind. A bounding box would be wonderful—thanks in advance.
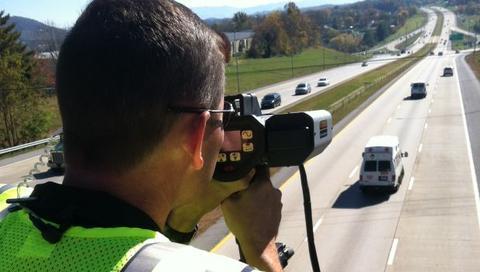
[281,43,436,124]
[377,12,428,49]
[395,32,423,51]
[447,0,480,33]
[225,47,364,94]
[213,1,425,57]
[0,11,58,149]
[466,53,480,80]
[432,10,444,36]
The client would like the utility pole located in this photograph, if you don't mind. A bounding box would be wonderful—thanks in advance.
[290,53,294,78]
[322,46,326,70]
[233,31,240,93]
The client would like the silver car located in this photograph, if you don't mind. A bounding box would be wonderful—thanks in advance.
[295,83,311,95]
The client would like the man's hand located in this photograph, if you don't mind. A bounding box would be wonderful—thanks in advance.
[166,170,255,233]
[221,167,283,272]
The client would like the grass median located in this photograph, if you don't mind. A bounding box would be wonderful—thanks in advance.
[395,32,422,51]
[432,9,444,36]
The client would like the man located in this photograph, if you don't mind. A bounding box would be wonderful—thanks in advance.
[0,0,283,271]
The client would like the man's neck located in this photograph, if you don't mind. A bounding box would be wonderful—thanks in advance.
[62,166,175,231]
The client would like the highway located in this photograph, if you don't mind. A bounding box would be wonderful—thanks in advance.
[210,8,480,272]
[1,5,480,272]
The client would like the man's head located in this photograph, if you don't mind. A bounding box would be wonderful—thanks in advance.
[57,0,229,173]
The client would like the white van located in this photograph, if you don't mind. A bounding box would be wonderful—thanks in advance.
[359,135,408,193]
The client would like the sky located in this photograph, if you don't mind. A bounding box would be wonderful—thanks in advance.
[0,0,354,27]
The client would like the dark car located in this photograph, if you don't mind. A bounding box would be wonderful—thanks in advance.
[443,67,453,77]
[261,93,282,109]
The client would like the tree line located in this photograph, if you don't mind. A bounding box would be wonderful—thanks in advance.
[0,11,56,149]
[211,0,424,57]
[448,0,480,33]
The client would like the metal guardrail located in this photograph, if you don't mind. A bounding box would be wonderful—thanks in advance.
[0,136,60,156]
[327,59,413,114]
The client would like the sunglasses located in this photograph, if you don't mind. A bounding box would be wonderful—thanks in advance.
[168,101,235,129]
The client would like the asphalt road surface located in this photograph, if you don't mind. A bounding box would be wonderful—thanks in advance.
[457,55,480,192]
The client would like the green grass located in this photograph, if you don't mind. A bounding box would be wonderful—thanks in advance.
[432,10,444,36]
[395,32,423,50]
[225,47,365,95]
[376,12,428,48]
[457,14,479,32]
[466,52,480,80]
[281,43,436,125]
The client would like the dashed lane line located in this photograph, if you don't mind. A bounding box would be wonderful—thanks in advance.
[408,177,415,191]
[348,166,359,179]
[387,238,399,266]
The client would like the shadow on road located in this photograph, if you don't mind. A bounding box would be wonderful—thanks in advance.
[33,169,64,180]
[332,181,390,209]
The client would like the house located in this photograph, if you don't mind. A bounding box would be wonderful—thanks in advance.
[224,31,254,56]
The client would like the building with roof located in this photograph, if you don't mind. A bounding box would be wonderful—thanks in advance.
[224,31,254,56]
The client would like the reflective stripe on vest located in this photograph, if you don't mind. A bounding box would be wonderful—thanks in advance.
[0,184,17,211]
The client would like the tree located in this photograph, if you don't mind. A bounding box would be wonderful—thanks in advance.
[474,20,480,34]
[329,33,361,53]
[362,29,377,47]
[0,11,50,147]
[375,21,390,41]
[248,12,288,58]
[232,12,249,31]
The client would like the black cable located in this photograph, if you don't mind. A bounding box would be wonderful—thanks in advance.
[299,164,321,272]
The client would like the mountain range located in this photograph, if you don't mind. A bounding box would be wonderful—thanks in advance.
[9,16,67,52]
[192,0,348,19]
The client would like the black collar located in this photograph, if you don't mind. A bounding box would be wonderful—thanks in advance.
[19,182,160,232]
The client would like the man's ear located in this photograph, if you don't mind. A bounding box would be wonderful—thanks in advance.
[184,112,209,170]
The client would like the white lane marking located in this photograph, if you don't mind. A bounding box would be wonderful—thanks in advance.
[428,108,432,114]
[408,177,415,191]
[418,144,423,153]
[304,215,325,242]
[313,216,324,232]
[387,117,392,124]
[387,238,399,265]
[397,105,401,109]
[431,98,435,103]
[348,165,359,179]
[454,60,480,229]
[424,123,428,130]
